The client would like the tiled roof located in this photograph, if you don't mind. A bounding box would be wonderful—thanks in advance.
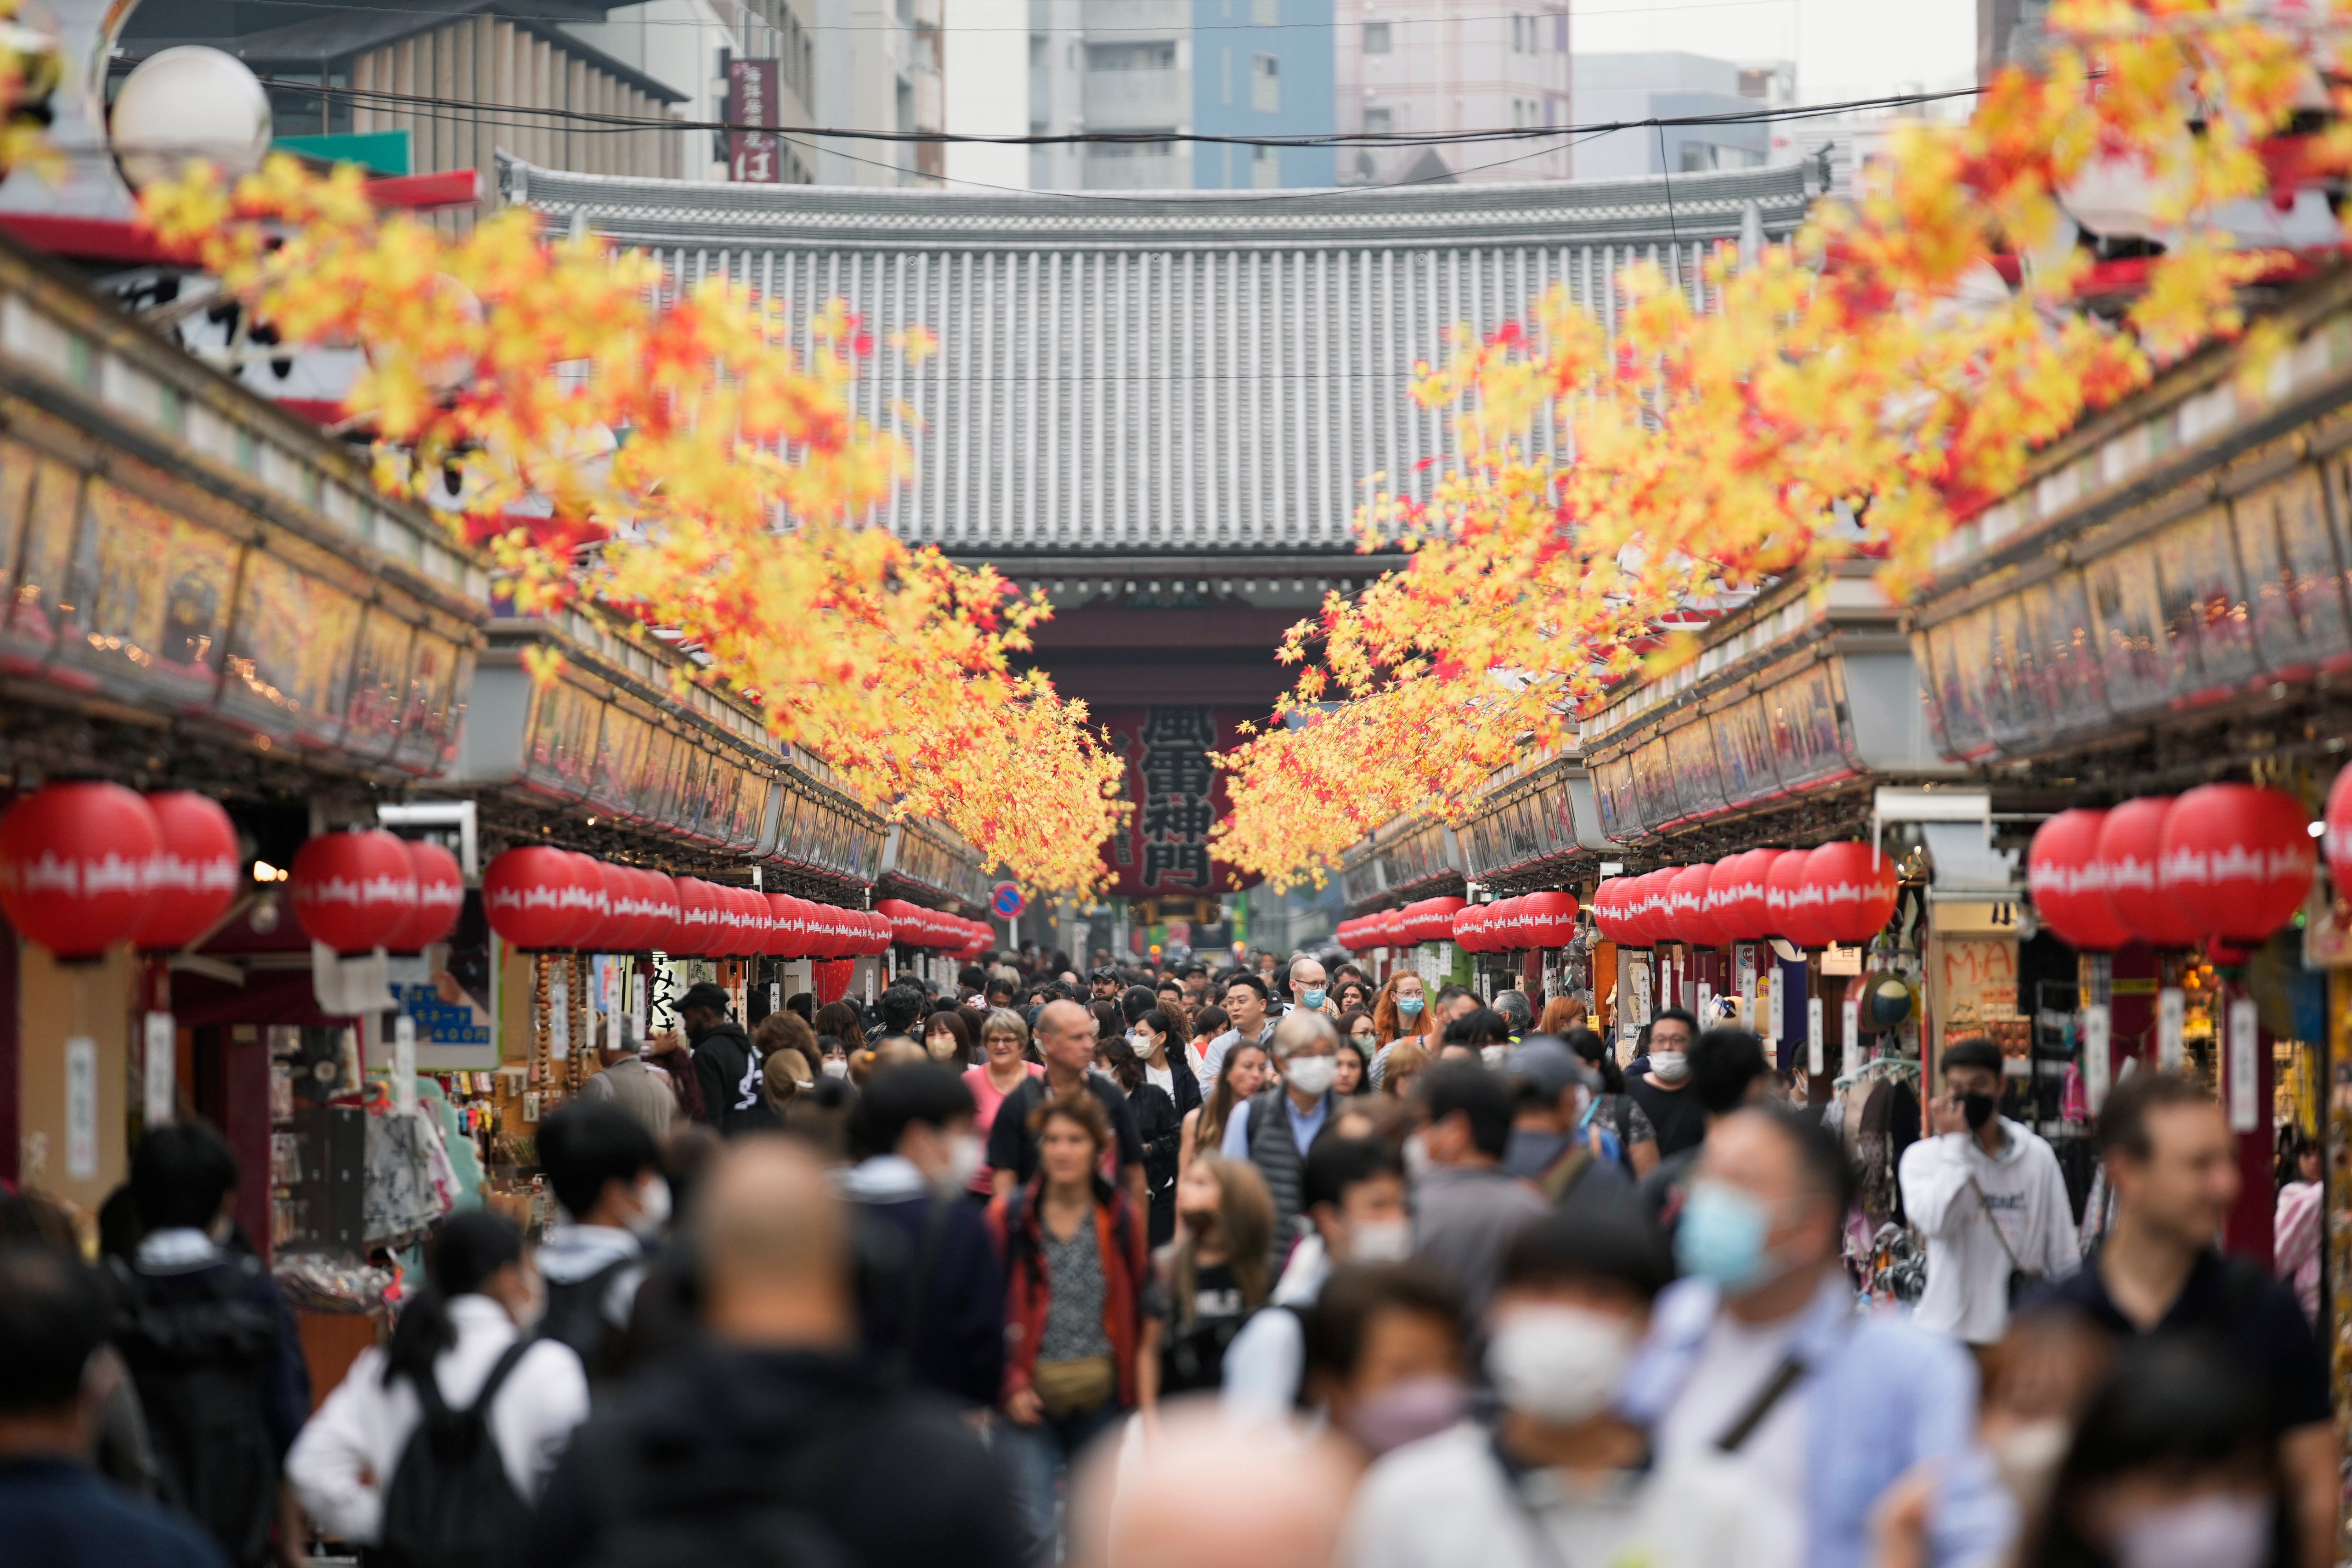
[509,159,1815,554]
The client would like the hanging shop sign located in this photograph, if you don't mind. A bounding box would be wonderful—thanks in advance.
[1095,706,1257,900]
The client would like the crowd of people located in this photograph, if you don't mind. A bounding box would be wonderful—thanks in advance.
[0,944,2337,1568]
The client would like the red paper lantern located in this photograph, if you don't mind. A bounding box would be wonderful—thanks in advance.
[565,854,610,951]
[634,872,679,954]
[1806,842,1901,946]
[2098,798,2200,949]
[797,902,838,959]
[293,829,418,954]
[482,847,592,952]
[0,781,162,959]
[1602,877,1642,946]
[1521,889,1580,947]
[876,910,905,956]
[1615,871,1656,946]
[2326,764,2352,888]
[1449,903,1483,952]
[390,840,466,954]
[134,791,239,952]
[2159,783,2314,945]
[2028,809,2133,951]
[877,898,918,945]
[1714,849,1781,943]
[1692,861,1740,948]
[1764,849,1831,947]
[1589,881,1623,943]
[1664,866,1711,946]
[666,877,718,957]
[1371,908,1400,947]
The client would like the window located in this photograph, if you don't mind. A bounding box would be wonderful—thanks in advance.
[1251,51,1279,112]
[1252,0,1278,24]
[1363,21,1391,52]
[1253,144,1279,187]
[1678,140,1765,172]
[1511,14,1532,51]
[1090,134,1177,158]
[1086,40,1177,70]
[1363,106,1393,135]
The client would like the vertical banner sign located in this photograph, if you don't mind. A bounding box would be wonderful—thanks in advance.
[2083,1003,2112,1114]
[2157,987,2186,1071]
[143,1012,175,1127]
[1098,708,1259,900]
[393,1013,417,1112]
[1736,944,1758,1030]
[1807,996,1825,1076]
[549,964,571,1060]
[728,59,782,182]
[1841,996,1861,1079]
[2227,997,2259,1133]
[66,1036,97,1179]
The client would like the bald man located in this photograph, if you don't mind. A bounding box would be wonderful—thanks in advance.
[987,997,1149,1220]
[1069,1402,1357,1568]
[528,1139,1023,1568]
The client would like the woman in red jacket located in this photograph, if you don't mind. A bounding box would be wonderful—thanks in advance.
[987,1091,1148,1560]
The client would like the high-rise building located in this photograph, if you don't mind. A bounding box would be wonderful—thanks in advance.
[810,0,945,184]
[1335,0,1570,187]
[1027,0,1334,192]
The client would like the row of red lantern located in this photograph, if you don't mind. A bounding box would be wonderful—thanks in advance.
[1336,895,1469,952]
[2028,782,2320,951]
[0,782,260,960]
[1591,843,1901,949]
[476,846,930,960]
[1453,891,1581,951]
[875,898,992,951]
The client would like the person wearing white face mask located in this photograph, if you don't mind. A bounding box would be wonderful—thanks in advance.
[1627,1008,1707,1160]
[1224,1138,1415,1422]
[839,1062,1007,1412]
[1221,1011,1346,1257]
[287,1211,587,1557]
[534,1101,670,1381]
[2009,1336,2289,1568]
[1345,1199,1790,1568]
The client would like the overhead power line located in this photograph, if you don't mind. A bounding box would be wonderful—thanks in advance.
[262,76,1983,149]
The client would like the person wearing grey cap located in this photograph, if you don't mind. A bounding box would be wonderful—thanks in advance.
[1500,1038,1629,1202]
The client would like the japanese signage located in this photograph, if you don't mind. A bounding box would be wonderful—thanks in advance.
[728,59,783,183]
[1097,707,1259,900]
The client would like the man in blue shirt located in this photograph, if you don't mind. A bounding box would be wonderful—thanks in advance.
[1223,1010,1342,1251]
[1619,1104,2012,1568]
[0,1244,226,1568]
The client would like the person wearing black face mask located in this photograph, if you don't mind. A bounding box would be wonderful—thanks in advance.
[1899,1036,2078,1351]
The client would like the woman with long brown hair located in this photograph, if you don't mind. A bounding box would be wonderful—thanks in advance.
[1179,1039,1267,1182]
[1368,971,1437,1088]
[986,1091,1148,1557]
[1140,1154,1275,1404]
[812,1000,866,1056]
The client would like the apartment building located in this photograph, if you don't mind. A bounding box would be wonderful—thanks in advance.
[1335,0,1570,187]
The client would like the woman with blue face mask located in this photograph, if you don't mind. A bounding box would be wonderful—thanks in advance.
[1368,973,1436,1090]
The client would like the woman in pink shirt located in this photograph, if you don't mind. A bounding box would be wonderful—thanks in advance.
[964,1007,1044,1200]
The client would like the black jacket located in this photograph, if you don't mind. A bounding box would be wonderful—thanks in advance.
[689,1019,767,1135]
[1126,1082,1183,1248]
[848,1177,1006,1410]
[526,1346,1023,1568]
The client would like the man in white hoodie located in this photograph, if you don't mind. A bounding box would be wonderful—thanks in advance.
[1898,1036,2078,1349]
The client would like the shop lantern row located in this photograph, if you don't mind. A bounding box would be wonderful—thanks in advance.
[2028,781,2323,953]
[1336,891,1584,955]
[477,848,987,961]
[0,781,256,960]
[0,781,993,965]
[1589,842,1901,951]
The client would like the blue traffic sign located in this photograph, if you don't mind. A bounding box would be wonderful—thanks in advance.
[991,882,1026,919]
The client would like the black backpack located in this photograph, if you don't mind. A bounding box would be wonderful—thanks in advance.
[106,1255,283,1568]
[538,1254,639,1378]
[367,1340,537,1568]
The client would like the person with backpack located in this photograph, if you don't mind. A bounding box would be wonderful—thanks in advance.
[986,1092,1148,1562]
[532,1102,667,1381]
[527,1138,1023,1568]
[0,1244,228,1568]
[105,1122,309,1568]
[1499,1039,1628,1202]
[840,1062,1004,1412]
[1563,1026,1658,1177]
[286,1212,587,1564]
